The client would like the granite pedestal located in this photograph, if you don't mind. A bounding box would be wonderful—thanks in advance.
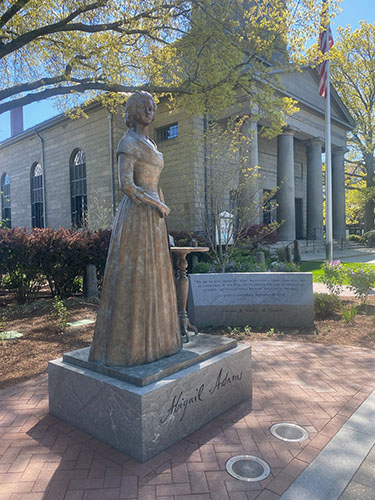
[49,334,252,462]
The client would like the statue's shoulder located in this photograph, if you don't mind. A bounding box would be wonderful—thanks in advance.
[117,131,139,157]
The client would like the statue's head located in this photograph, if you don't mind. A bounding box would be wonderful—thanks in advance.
[125,91,157,128]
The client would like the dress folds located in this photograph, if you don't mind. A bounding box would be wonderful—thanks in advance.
[89,130,181,366]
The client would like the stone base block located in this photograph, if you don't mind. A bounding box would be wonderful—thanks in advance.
[49,343,252,462]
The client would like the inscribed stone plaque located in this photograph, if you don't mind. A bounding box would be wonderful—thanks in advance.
[188,272,313,328]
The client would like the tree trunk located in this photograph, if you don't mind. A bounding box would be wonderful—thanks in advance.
[364,154,375,232]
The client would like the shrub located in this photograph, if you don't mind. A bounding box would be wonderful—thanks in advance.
[0,228,111,300]
[320,260,346,295]
[276,247,286,262]
[0,228,44,303]
[314,293,341,319]
[347,267,375,303]
[347,234,362,243]
[269,261,300,272]
[31,228,87,297]
[169,231,210,248]
[225,255,267,273]
[192,261,212,273]
[257,247,271,260]
[237,223,278,247]
[85,229,111,288]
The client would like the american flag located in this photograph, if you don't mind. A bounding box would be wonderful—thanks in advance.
[318,0,334,98]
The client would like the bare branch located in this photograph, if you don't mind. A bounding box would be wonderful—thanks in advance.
[0,74,70,101]
[0,81,191,114]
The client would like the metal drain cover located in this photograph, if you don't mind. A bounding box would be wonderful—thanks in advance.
[270,423,309,442]
[226,455,271,482]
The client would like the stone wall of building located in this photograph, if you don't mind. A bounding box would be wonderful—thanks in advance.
[0,132,41,228]
[149,102,200,233]
[0,105,114,230]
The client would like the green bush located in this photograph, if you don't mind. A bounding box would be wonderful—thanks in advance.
[314,293,341,319]
[320,260,346,295]
[225,255,267,273]
[347,267,375,303]
[347,234,362,243]
[192,261,212,273]
[269,261,300,272]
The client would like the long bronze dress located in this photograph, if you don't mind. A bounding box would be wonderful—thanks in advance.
[89,129,181,366]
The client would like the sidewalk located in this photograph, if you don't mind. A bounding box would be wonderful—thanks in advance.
[0,340,374,500]
[301,245,375,264]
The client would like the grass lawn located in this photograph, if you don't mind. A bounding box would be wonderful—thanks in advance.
[300,261,375,283]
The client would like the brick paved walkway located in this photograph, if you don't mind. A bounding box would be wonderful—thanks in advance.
[0,341,374,500]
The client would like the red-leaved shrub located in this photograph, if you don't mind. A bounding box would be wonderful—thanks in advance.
[0,228,44,303]
[0,228,111,302]
[236,223,278,246]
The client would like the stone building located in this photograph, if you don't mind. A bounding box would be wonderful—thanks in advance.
[0,67,354,241]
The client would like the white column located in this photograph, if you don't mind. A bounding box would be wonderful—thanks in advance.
[332,146,347,240]
[277,129,295,240]
[306,139,324,239]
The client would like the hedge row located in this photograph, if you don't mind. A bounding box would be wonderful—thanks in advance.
[1,224,275,304]
[0,228,111,303]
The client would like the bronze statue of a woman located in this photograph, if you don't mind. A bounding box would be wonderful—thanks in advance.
[89,91,182,366]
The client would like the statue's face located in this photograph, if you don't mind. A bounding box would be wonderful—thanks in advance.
[136,97,155,126]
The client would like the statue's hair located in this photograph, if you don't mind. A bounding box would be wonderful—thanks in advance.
[125,91,157,128]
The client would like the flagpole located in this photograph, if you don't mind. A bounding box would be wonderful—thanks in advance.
[325,39,333,261]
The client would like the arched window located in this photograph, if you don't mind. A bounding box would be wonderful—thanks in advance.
[31,163,44,228]
[70,149,87,227]
[1,173,11,228]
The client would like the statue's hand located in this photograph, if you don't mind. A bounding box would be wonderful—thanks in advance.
[158,202,171,218]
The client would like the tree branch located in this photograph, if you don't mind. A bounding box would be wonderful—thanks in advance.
[345,172,366,179]
[0,0,31,30]
[0,1,184,59]
[0,81,191,114]
[0,74,70,101]
[0,0,109,58]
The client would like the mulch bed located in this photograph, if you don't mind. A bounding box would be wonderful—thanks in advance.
[1,290,375,390]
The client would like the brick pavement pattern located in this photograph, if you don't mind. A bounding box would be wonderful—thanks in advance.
[0,341,374,500]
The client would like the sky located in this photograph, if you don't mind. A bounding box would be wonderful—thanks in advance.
[0,0,374,142]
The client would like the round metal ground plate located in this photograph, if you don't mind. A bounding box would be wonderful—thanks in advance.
[270,423,309,442]
[225,455,271,482]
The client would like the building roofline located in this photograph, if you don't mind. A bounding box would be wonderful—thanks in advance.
[0,100,103,149]
[272,66,355,130]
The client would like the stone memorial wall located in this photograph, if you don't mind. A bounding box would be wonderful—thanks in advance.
[188,272,314,328]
